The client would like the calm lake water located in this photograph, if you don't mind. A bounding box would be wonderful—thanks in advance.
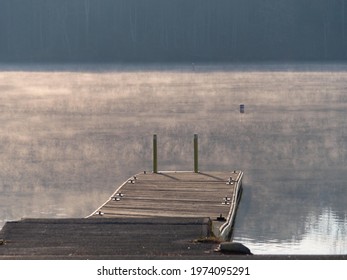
[0,63,346,255]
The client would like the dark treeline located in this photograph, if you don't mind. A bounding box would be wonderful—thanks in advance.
[0,0,346,63]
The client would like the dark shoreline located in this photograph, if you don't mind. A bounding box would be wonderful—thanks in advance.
[2,61,347,73]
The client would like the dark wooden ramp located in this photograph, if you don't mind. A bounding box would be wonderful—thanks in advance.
[0,218,218,259]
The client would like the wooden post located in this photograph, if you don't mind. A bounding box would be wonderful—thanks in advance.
[153,134,158,173]
[194,134,198,173]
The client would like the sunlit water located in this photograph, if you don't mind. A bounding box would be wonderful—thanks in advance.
[0,63,347,255]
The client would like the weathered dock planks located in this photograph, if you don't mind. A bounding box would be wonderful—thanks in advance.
[88,170,243,239]
[0,218,216,259]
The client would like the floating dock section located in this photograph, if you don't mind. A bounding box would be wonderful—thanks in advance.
[88,170,243,240]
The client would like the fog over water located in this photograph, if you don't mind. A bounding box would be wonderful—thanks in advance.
[0,63,346,254]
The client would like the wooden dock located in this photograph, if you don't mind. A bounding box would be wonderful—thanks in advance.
[88,170,243,240]
[0,169,244,259]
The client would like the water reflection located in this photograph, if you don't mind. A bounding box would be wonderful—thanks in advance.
[235,208,347,254]
[0,64,347,254]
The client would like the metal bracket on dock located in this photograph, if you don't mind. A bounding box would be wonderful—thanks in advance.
[97,211,104,216]
[226,177,234,185]
[111,193,124,201]
[222,196,231,205]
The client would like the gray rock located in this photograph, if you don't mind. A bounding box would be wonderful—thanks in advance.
[217,242,253,255]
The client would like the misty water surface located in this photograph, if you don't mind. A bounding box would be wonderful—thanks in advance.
[0,63,346,254]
